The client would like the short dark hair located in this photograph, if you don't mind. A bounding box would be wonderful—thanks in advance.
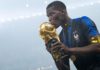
[46,1,66,11]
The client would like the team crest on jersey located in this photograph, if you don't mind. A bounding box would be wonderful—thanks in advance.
[73,30,80,42]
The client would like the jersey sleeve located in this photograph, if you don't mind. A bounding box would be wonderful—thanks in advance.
[81,16,99,37]
[81,16,100,43]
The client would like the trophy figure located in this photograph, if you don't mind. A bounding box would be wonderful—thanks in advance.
[39,22,68,61]
[39,22,70,70]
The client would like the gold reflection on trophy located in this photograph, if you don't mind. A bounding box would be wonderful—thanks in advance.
[39,22,61,61]
[40,22,60,43]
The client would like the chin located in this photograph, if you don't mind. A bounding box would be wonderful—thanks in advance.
[51,21,61,28]
[54,24,60,28]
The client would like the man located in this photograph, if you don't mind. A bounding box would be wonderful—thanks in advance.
[46,1,100,70]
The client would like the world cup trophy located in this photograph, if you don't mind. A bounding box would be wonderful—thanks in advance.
[39,22,68,61]
[39,22,70,70]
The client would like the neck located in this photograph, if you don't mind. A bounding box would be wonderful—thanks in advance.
[61,17,71,29]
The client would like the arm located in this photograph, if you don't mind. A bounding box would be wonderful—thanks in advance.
[67,43,100,55]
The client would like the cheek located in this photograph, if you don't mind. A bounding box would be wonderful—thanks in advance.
[58,14,65,19]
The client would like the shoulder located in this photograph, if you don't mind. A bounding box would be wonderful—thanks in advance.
[80,16,99,36]
[80,16,96,26]
[81,16,90,19]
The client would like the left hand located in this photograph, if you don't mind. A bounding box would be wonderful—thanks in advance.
[50,41,69,54]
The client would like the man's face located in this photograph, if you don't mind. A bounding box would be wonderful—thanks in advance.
[47,6,66,28]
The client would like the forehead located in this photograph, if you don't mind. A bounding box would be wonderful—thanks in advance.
[47,6,61,14]
[47,6,56,12]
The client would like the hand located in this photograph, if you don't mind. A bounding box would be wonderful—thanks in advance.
[57,42,69,53]
[46,40,69,54]
[45,41,60,53]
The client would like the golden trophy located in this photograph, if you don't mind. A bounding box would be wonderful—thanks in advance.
[39,22,67,61]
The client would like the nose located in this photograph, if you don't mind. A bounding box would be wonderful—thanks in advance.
[49,18,54,25]
[49,15,53,22]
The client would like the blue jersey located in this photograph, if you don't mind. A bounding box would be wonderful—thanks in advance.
[59,16,100,70]
[60,16,99,48]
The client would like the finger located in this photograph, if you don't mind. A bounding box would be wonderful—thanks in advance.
[51,41,61,47]
[51,45,61,51]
